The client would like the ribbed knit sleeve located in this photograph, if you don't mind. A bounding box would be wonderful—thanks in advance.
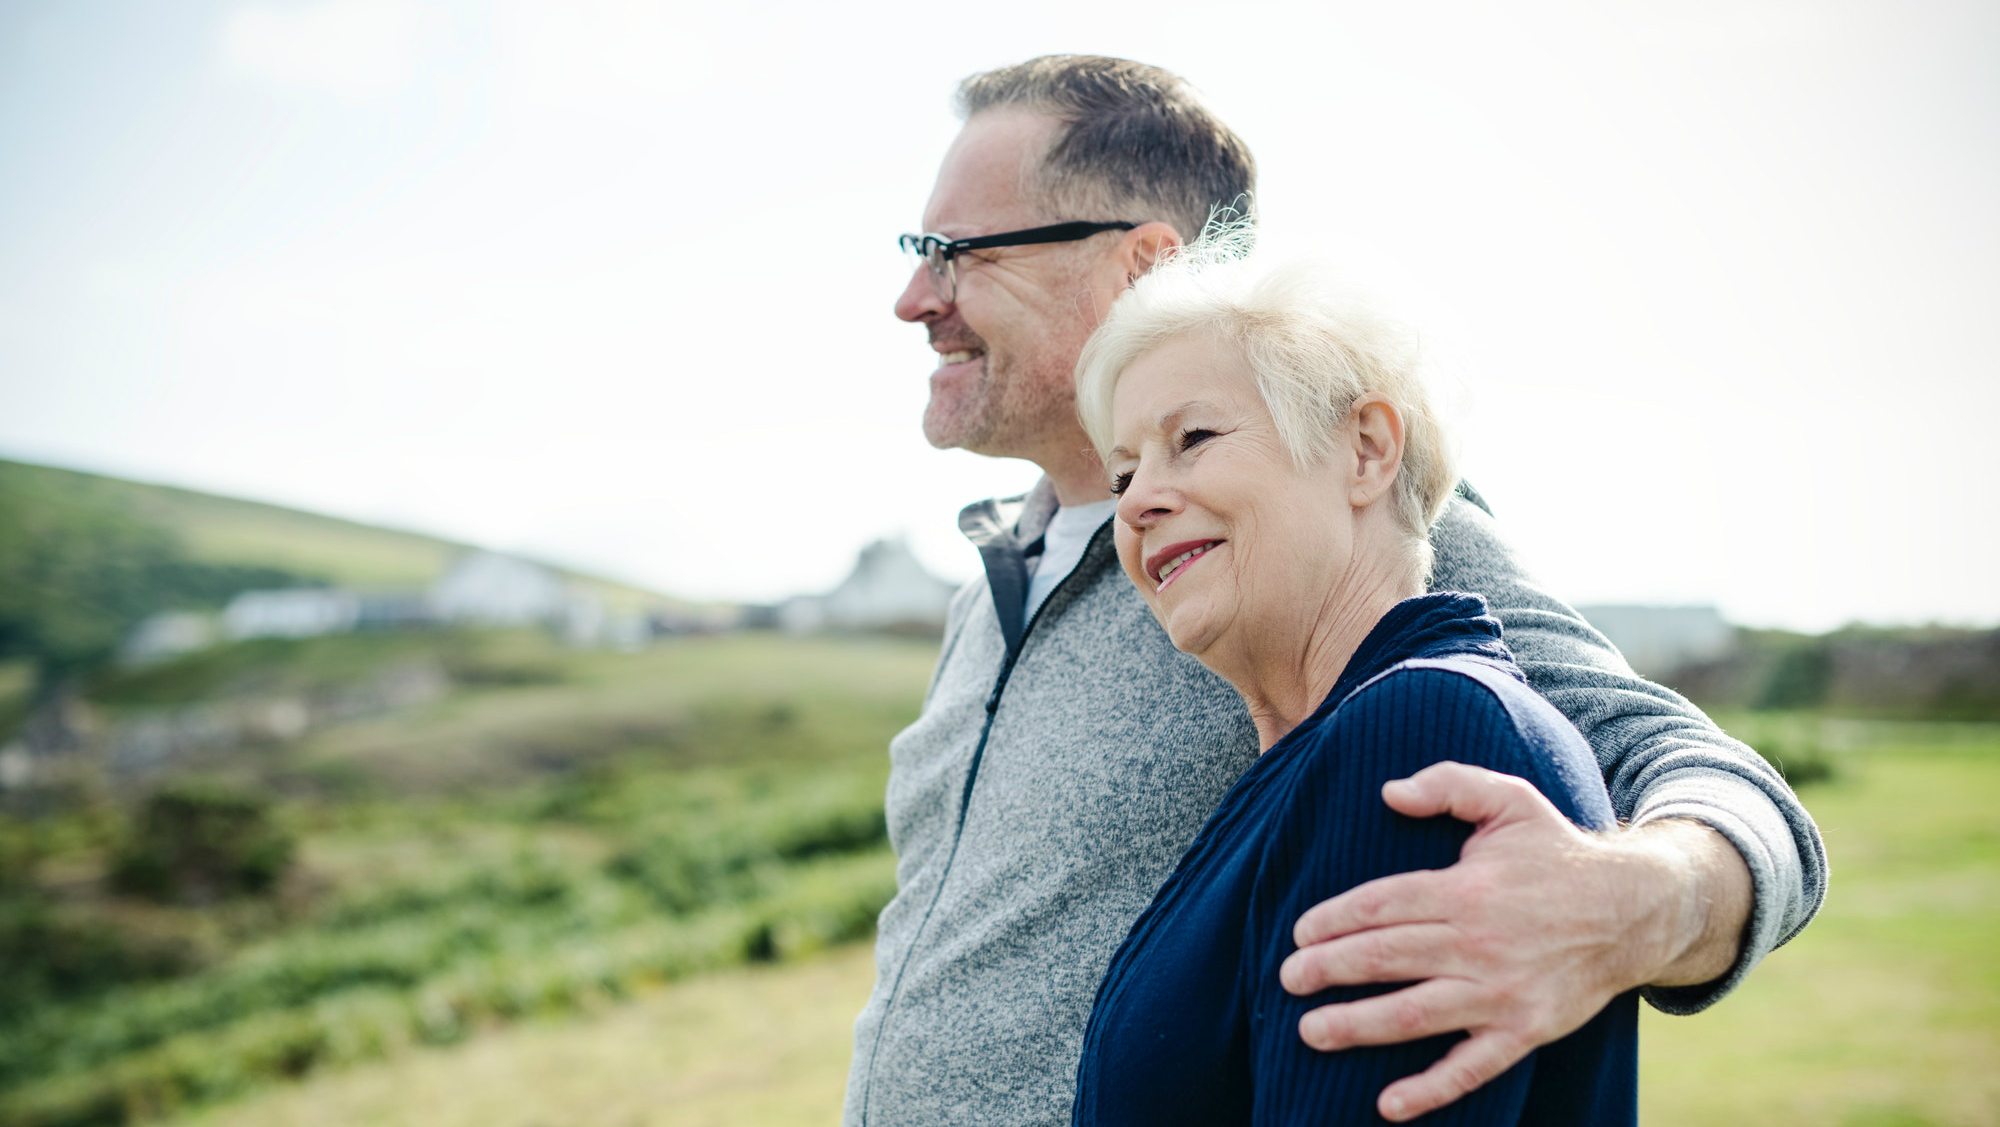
[1243,667,1633,1126]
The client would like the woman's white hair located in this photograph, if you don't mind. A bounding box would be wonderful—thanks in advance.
[1075,225,1457,580]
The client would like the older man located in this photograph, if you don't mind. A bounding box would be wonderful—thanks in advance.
[845,55,1825,1127]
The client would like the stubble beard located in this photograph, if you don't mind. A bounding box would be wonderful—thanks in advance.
[922,298,1092,462]
[922,350,995,451]
[923,347,1079,462]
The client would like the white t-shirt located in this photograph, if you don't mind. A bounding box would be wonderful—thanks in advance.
[1023,500,1118,622]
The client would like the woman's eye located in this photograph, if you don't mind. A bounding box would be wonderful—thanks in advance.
[1179,428,1218,451]
[1109,472,1133,496]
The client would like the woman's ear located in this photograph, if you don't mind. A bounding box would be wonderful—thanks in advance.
[1345,394,1406,508]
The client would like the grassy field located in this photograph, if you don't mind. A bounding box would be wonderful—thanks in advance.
[169,944,877,1127]
[0,633,937,1127]
[107,717,1996,1127]
[1642,722,2000,1126]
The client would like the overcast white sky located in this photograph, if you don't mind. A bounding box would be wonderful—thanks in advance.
[2,0,1995,632]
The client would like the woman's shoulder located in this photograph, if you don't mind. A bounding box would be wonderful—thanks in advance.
[1299,656,1614,830]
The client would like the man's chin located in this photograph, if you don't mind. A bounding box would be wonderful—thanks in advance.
[921,404,992,452]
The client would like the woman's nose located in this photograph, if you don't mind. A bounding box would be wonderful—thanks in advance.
[1116,465,1178,527]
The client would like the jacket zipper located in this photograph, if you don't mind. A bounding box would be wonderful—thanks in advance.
[858,520,1114,1124]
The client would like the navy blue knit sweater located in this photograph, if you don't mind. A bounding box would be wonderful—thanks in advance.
[1071,593,1638,1126]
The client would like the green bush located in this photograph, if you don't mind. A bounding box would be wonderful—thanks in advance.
[1756,642,1834,710]
[1725,713,1846,788]
[0,898,212,1022]
[0,824,40,895]
[1765,742,1841,787]
[108,782,295,905]
[604,782,888,913]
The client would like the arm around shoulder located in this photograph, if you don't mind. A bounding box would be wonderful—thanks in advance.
[1427,494,1827,1008]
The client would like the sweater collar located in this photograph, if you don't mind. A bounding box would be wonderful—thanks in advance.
[1305,592,1515,726]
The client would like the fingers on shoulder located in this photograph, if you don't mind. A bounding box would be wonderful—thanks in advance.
[1297,977,1484,1051]
[1292,868,1446,947]
[1378,1028,1529,1122]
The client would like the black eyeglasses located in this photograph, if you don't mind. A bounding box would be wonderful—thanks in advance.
[898,221,1139,303]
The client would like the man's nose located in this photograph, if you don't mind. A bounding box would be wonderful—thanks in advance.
[895,264,948,323]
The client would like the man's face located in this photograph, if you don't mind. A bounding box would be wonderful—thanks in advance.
[895,110,1126,464]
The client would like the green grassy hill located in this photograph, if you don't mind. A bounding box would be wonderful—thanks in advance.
[0,455,695,744]
[0,458,677,611]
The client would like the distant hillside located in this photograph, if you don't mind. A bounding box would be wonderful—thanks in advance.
[0,457,677,610]
[0,457,685,694]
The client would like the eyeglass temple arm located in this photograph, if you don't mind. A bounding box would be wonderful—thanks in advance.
[946,221,1137,253]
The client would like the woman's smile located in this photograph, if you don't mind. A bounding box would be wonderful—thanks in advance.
[1148,539,1225,592]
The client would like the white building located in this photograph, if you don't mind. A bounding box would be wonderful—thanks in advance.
[430,550,570,626]
[120,611,219,664]
[782,538,957,633]
[223,589,360,640]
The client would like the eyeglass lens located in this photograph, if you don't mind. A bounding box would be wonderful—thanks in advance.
[904,237,956,303]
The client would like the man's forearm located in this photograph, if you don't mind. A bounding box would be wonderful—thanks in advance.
[1626,819,1754,987]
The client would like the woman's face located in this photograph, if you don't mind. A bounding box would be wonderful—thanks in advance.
[1106,333,1358,662]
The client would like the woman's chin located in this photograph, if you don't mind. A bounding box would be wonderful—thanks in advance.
[1162,609,1224,662]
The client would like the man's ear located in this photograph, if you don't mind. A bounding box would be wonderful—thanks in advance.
[1120,221,1183,285]
[1346,394,1406,508]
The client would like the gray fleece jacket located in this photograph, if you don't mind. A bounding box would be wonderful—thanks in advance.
[842,482,1826,1127]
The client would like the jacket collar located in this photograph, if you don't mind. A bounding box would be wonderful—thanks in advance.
[958,478,1116,657]
[957,476,1061,553]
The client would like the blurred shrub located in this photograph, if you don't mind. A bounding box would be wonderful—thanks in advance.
[0,822,42,894]
[108,782,295,904]
[604,780,887,913]
[442,657,565,687]
[1670,625,2000,720]
[0,897,212,1022]
[1729,713,1845,788]
[1755,641,1834,711]
[0,818,216,1017]
[1763,739,1842,787]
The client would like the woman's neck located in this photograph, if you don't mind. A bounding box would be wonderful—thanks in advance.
[1225,556,1420,753]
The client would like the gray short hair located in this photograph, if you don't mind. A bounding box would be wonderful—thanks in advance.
[955,55,1257,242]
[1075,237,1457,580]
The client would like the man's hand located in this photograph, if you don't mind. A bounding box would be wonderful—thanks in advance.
[1278,761,1752,1122]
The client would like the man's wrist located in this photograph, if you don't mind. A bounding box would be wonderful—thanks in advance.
[1626,818,1754,988]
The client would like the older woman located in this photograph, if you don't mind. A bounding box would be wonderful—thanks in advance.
[1067,251,1638,1126]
